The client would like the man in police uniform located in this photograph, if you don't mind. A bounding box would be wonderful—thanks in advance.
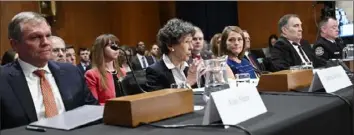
[313,17,346,60]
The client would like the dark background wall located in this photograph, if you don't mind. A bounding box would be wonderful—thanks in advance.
[176,1,238,41]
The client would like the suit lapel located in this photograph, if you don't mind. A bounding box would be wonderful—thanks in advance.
[48,61,72,110]
[8,61,38,122]
[280,36,302,65]
[160,60,175,85]
[133,56,143,70]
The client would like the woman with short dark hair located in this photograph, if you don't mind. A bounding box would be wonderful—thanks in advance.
[146,18,202,91]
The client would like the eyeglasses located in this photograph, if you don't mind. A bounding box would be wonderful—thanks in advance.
[108,43,119,51]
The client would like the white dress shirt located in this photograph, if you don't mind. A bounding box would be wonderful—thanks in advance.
[137,53,149,68]
[80,62,87,71]
[18,59,65,120]
[289,40,311,63]
[162,54,189,86]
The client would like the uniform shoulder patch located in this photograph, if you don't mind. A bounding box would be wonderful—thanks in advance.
[315,46,324,56]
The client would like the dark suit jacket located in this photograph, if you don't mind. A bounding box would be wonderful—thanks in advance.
[145,60,188,91]
[313,37,345,60]
[0,61,98,129]
[131,55,154,71]
[270,36,326,71]
[77,63,92,74]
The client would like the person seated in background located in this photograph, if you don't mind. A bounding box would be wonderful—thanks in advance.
[85,34,127,105]
[131,41,154,71]
[242,30,262,75]
[146,18,202,91]
[189,26,212,64]
[263,34,278,58]
[1,12,97,129]
[1,49,18,65]
[118,45,132,73]
[65,45,76,65]
[313,17,345,60]
[149,43,161,63]
[210,33,222,58]
[221,26,258,79]
[270,14,326,71]
[50,36,66,63]
[77,47,92,74]
[209,34,235,79]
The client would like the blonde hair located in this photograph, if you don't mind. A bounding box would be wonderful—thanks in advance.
[91,34,123,90]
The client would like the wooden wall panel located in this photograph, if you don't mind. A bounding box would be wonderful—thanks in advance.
[0,1,39,59]
[109,1,161,48]
[53,1,111,50]
[238,1,323,49]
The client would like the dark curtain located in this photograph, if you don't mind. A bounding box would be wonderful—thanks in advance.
[176,1,238,41]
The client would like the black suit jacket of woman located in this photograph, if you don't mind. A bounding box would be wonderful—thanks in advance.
[145,60,189,91]
[270,36,326,71]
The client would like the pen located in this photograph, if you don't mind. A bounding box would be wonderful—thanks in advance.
[26,125,46,132]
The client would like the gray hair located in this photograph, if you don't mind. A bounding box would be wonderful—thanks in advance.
[50,36,65,47]
[157,18,195,54]
[8,12,48,41]
[278,14,299,34]
[318,17,337,33]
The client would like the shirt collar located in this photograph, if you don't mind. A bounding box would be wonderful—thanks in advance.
[18,58,51,77]
[288,40,301,46]
[162,54,188,70]
[137,53,144,59]
[324,37,335,43]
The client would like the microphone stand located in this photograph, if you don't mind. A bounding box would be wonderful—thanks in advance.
[117,47,147,93]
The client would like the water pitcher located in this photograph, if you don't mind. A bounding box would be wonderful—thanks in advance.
[202,56,230,102]
[342,44,354,60]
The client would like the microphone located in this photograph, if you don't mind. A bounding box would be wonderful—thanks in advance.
[117,47,147,93]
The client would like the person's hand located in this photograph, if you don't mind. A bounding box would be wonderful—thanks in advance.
[186,59,204,86]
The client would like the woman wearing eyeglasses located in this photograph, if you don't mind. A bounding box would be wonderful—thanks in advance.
[85,34,127,105]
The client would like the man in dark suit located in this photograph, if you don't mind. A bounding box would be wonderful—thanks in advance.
[77,47,91,74]
[242,30,263,73]
[131,41,154,71]
[270,14,326,71]
[0,12,97,129]
[313,17,346,60]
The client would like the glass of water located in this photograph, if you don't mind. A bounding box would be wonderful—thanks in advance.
[235,73,251,86]
[290,65,302,71]
[301,62,313,70]
[170,82,187,89]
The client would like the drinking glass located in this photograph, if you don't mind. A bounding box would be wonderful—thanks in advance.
[170,82,187,89]
[301,62,313,70]
[235,73,251,86]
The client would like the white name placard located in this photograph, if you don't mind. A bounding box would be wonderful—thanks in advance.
[202,85,267,125]
[309,66,352,93]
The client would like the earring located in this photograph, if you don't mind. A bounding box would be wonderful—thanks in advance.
[171,48,174,51]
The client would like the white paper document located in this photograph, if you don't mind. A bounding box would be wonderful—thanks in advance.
[30,105,104,130]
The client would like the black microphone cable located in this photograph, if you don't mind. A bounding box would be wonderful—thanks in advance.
[117,47,147,93]
[140,122,252,135]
